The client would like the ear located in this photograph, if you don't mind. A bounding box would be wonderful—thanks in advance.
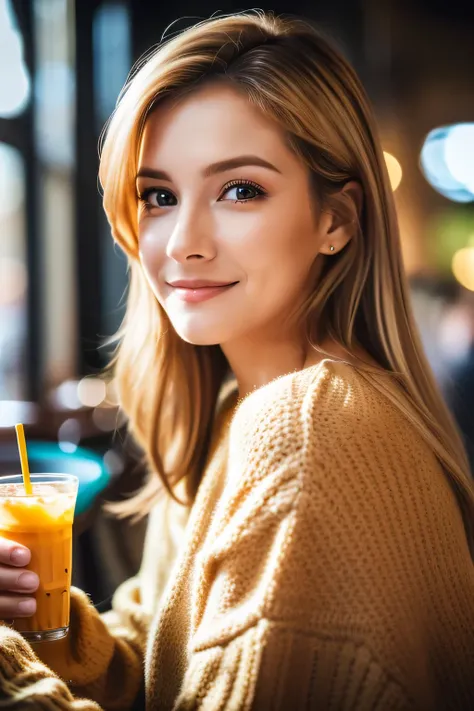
[318,180,363,256]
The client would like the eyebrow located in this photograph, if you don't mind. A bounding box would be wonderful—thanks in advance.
[136,155,282,182]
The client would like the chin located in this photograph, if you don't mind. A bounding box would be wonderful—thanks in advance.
[178,332,221,346]
[167,306,250,346]
[171,321,228,347]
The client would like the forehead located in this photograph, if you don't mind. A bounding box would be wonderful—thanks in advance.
[138,83,291,169]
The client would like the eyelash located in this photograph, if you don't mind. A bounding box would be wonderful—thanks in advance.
[222,179,266,203]
[138,179,267,210]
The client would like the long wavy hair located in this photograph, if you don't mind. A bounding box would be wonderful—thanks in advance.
[99,11,474,552]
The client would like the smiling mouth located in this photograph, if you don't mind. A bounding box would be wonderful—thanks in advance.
[169,281,239,304]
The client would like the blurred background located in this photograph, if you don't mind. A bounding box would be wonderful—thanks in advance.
[1,0,474,606]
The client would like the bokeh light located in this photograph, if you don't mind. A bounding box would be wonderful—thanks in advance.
[103,449,124,477]
[383,152,402,191]
[0,0,31,117]
[421,123,474,203]
[77,377,107,408]
[92,406,127,432]
[452,242,474,292]
[105,379,120,407]
[58,417,81,453]
[54,381,82,410]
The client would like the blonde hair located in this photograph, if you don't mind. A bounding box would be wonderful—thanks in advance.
[99,11,474,551]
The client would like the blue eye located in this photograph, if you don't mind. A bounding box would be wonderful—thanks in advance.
[220,180,266,203]
[138,180,267,210]
[139,188,177,208]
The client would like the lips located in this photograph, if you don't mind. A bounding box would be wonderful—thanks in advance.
[167,281,239,304]
[168,280,238,289]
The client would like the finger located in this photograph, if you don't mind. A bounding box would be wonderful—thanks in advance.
[0,539,31,567]
[0,564,39,593]
[0,593,36,618]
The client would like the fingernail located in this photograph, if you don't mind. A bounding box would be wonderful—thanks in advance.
[17,572,38,590]
[10,548,29,565]
[17,599,36,614]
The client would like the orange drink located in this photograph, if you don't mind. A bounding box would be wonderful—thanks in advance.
[0,474,78,642]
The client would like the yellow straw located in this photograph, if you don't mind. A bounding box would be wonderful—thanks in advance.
[15,424,33,495]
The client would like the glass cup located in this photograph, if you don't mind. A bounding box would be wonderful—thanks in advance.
[0,473,78,642]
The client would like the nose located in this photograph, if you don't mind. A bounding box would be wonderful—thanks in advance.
[166,203,217,263]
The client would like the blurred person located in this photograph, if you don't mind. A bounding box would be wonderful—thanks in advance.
[442,289,474,473]
[409,274,464,389]
[1,11,474,710]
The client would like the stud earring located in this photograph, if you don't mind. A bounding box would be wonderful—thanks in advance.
[329,245,335,252]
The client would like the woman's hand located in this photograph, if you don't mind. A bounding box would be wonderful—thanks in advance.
[0,537,38,620]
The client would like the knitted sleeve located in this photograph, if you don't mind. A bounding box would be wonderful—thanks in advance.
[0,624,102,710]
[0,576,147,710]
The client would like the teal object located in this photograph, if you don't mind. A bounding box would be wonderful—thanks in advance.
[25,442,111,516]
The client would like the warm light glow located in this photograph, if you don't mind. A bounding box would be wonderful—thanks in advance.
[105,379,120,407]
[383,152,402,191]
[452,245,474,291]
[77,377,107,408]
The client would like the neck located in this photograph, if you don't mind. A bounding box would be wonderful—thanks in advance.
[221,330,371,399]
[221,329,325,399]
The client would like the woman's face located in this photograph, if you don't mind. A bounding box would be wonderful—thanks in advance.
[137,83,327,347]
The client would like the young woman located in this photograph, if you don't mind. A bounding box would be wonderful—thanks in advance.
[1,11,473,710]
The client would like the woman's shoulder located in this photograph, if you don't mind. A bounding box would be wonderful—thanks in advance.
[226,358,469,568]
[228,357,451,506]
[230,357,406,446]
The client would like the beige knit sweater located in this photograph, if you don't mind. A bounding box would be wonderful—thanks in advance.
[1,359,474,710]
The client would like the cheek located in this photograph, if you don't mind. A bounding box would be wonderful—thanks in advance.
[227,206,317,284]
[137,222,167,295]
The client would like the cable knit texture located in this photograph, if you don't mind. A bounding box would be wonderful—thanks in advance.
[1,359,474,710]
